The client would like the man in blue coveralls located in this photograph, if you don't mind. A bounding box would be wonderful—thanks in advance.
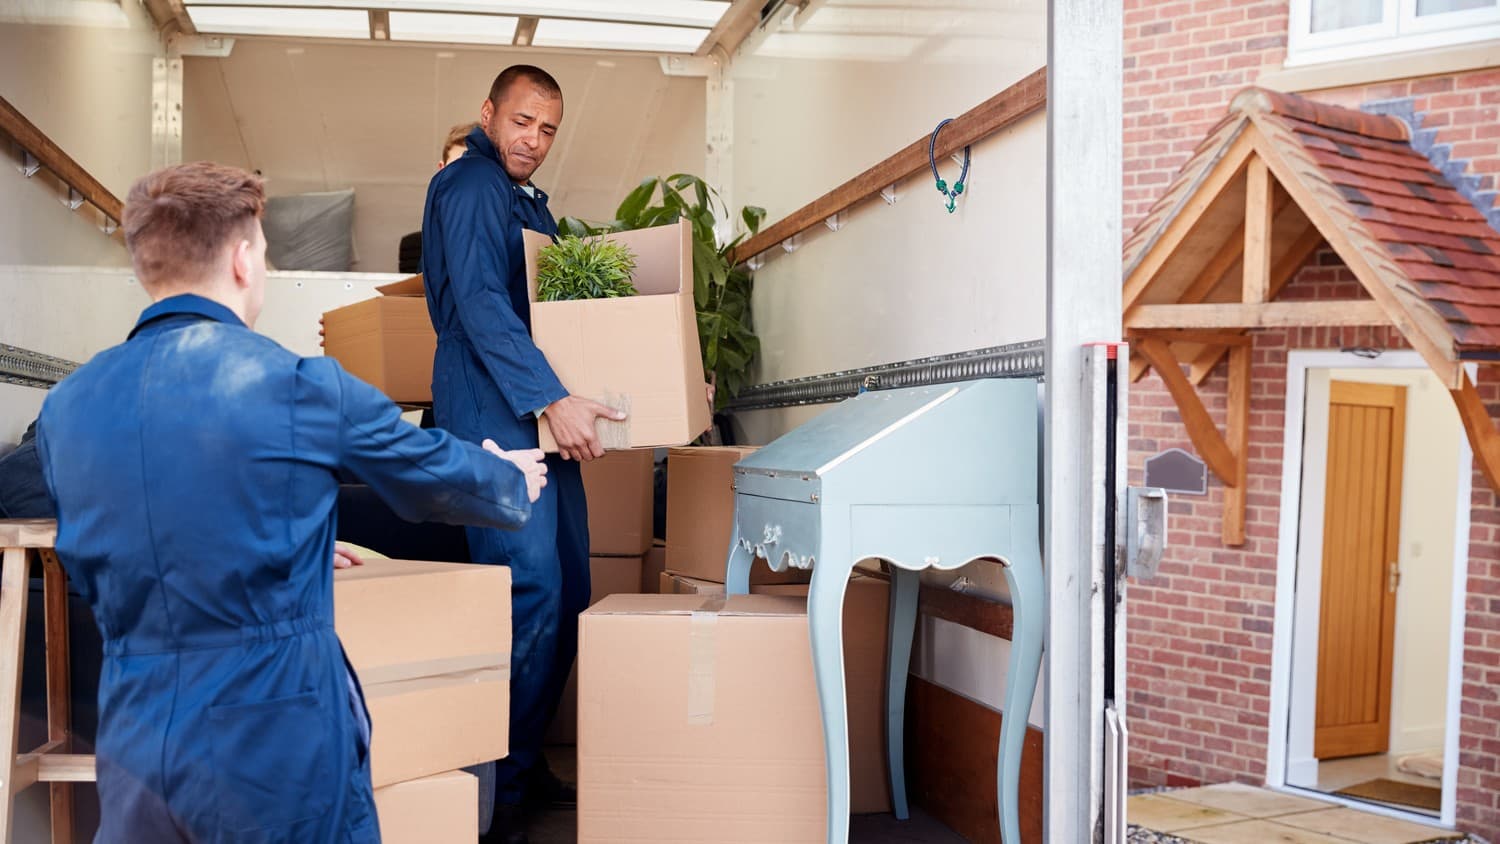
[35,161,549,842]
[421,65,619,843]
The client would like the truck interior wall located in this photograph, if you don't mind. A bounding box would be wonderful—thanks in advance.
[0,3,156,268]
[724,4,1047,725]
[183,42,708,273]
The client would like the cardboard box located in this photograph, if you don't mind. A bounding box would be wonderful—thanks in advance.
[642,541,667,594]
[335,559,510,787]
[546,555,645,745]
[578,595,826,842]
[322,275,434,403]
[373,770,478,844]
[665,446,809,585]
[523,219,711,452]
[581,449,654,556]
[654,573,893,814]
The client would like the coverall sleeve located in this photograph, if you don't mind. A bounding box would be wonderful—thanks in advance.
[431,173,568,419]
[318,358,532,530]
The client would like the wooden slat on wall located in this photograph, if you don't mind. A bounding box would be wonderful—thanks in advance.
[0,95,123,223]
[731,67,1047,263]
[908,676,1044,844]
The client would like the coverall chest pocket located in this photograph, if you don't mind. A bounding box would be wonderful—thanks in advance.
[208,691,335,840]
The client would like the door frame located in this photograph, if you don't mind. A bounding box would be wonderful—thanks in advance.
[1265,350,1472,827]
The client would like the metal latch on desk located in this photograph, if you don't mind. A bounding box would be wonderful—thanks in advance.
[1125,486,1167,579]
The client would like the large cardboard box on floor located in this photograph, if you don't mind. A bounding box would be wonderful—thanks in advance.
[523,219,711,452]
[322,275,434,403]
[373,770,477,843]
[581,448,654,556]
[578,594,826,841]
[656,572,892,813]
[665,446,809,585]
[335,558,509,787]
[546,554,645,745]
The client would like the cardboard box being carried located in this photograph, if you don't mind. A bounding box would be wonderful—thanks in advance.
[335,558,509,788]
[523,219,711,453]
[322,276,434,403]
[666,446,808,586]
[547,554,644,745]
[581,449,655,556]
[373,770,478,844]
[579,594,826,842]
[656,572,893,814]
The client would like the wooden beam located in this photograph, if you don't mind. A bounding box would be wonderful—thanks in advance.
[1132,338,1237,484]
[1248,129,1461,387]
[696,0,762,57]
[1128,300,1387,330]
[1451,371,1500,494]
[0,520,57,549]
[0,97,123,224]
[919,582,1014,641]
[732,67,1046,263]
[141,0,195,37]
[1187,222,1327,384]
[1242,157,1274,304]
[1223,346,1251,545]
[1127,329,1251,347]
[1123,131,1257,310]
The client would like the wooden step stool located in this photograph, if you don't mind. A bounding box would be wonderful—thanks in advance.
[0,519,95,843]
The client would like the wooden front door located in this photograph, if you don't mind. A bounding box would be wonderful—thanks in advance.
[1314,380,1406,760]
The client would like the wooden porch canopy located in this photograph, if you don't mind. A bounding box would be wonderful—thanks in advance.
[1121,87,1500,545]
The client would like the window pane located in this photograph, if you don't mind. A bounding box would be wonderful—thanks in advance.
[1311,0,1383,31]
[1416,0,1496,14]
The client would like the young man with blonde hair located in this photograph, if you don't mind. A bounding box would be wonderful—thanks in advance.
[36,161,546,842]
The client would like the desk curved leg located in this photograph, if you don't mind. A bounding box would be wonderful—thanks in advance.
[724,520,754,596]
[808,547,853,844]
[885,566,919,821]
[998,545,1044,844]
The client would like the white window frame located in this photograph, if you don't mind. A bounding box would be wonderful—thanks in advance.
[1287,0,1500,66]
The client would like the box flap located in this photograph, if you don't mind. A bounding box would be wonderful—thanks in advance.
[585,593,804,618]
[376,274,425,297]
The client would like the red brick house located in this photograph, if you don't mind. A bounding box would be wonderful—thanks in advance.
[1122,0,1500,837]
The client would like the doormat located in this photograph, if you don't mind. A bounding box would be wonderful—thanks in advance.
[1334,778,1441,812]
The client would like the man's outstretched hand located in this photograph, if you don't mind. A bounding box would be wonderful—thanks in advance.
[542,395,626,462]
[484,440,548,502]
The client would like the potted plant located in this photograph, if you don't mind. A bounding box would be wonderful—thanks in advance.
[558,175,765,414]
[534,236,638,301]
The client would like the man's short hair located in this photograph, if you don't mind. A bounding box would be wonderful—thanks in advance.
[487,65,562,106]
[443,121,479,160]
[123,162,265,290]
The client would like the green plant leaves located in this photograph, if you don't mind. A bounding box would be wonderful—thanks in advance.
[535,236,639,302]
[584,174,763,411]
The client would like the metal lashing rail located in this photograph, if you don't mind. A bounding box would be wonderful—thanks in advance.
[0,345,79,389]
[725,339,1045,411]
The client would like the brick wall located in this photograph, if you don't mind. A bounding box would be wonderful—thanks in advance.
[1124,0,1500,233]
[1124,1,1500,835]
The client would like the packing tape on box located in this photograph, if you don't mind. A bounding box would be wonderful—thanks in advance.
[356,652,509,687]
[362,666,508,700]
[686,596,726,726]
[595,391,632,450]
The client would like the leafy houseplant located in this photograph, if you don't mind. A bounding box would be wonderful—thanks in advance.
[558,175,766,411]
[535,236,638,302]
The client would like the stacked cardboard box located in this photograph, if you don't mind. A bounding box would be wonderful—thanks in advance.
[546,449,656,743]
[578,594,827,841]
[665,446,809,587]
[656,573,893,814]
[334,558,510,839]
[321,275,433,404]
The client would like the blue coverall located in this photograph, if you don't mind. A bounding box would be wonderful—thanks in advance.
[421,126,590,804]
[35,294,535,843]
